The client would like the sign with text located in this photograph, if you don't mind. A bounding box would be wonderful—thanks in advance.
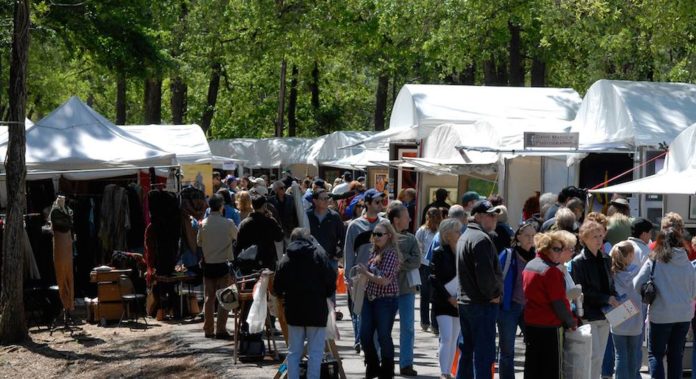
[523,132,579,149]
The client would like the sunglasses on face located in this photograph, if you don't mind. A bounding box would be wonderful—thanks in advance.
[317,196,329,201]
[372,231,387,238]
[550,246,564,253]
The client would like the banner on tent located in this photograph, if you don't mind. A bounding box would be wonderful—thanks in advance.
[524,132,579,149]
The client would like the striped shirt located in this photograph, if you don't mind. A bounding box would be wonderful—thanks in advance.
[366,246,400,299]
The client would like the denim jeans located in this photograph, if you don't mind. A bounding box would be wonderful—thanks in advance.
[692,315,696,379]
[603,331,616,376]
[648,321,690,379]
[419,265,437,330]
[398,293,416,368]
[360,296,399,376]
[347,291,360,346]
[613,334,641,379]
[287,325,326,379]
[496,302,523,379]
[456,303,498,379]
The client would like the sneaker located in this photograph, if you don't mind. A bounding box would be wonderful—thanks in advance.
[400,366,418,376]
[354,342,361,354]
[420,323,430,332]
[432,327,439,336]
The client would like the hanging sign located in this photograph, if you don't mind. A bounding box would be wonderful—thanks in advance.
[523,132,579,149]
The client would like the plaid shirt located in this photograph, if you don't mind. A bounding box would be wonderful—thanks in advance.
[366,246,400,299]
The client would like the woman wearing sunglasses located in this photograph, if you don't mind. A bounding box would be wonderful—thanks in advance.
[522,231,577,378]
[357,219,401,378]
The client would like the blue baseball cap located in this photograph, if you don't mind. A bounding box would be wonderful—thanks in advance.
[364,188,385,203]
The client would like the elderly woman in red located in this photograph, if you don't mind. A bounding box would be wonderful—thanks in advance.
[522,231,577,378]
[357,219,401,379]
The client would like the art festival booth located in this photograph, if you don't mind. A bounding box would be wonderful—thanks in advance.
[0,97,207,326]
[569,79,696,227]
[358,84,582,228]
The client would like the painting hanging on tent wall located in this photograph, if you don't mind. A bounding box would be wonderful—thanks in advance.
[690,195,696,220]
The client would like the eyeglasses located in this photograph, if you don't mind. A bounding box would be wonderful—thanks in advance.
[550,246,564,253]
[372,232,386,238]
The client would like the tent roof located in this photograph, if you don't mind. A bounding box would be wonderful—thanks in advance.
[389,84,581,130]
[322,148,388,170]
[307,131,377,163]
[0,97,174,177]
[571,80,696,149]
[591,122,696,194]
[122,124,214,164]
[209,137,318,169]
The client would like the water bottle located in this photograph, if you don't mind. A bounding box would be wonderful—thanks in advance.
[575,284,584,318]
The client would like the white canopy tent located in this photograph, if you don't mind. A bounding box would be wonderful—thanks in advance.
[590,123,696,195]
[0,97,175,180]
[571,79,696,150]
[209,137,318,169]
[306,131,376,163]
[350,84,581,147]
[122,124,215,164]
[322,148,389,170]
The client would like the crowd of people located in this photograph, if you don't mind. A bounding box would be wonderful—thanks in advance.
[196,170,696,379]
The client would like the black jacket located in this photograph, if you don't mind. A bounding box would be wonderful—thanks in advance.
[268,194,298,237]
[234,212,284,270]
[273,239,336,327]
[457,223,503,304]
[569,247,617,321]
[307,209,345,259]
[429,245,458,317]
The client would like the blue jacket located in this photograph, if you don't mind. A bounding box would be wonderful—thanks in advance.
[499,248,518,311]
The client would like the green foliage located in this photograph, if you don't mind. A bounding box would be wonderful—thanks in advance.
[5,0,696,134]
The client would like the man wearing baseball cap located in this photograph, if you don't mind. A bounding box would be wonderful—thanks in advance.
[455,199,503,379]
[344,188,385,353]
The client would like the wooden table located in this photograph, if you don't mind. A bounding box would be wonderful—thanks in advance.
[154,274,199,320]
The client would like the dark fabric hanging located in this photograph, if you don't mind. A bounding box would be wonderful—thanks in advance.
[145,190,181,277]
[126,184,145,249]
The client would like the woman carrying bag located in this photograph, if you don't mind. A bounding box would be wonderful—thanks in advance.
[633,213,696,379]
[357,219,401,379]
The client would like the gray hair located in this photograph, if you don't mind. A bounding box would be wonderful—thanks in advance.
[290,227,311,241]
[438,218,462,240]
[554,207,576,231]
[539,192,557,217]
[448,204,466,220]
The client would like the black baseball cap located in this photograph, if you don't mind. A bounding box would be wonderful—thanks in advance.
[471,200,501,215]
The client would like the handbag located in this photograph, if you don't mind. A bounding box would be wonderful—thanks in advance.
[640,259,657,305]
[406,268,421,287]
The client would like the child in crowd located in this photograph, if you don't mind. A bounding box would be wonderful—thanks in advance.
[610,241,642,379]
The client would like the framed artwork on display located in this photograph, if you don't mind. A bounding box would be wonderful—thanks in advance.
[428,187,458,206]
[373,172,388,193]
[690,195,696,220]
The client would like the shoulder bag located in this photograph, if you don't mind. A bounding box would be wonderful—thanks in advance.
[640,259,657,305]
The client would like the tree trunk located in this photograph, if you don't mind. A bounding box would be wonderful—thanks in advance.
[508,21,524,87]
[1,0,30,344]
[115,71,126,124]
[275,59,287,137]
[200,62,221,135]
[484,59,497,85]
[170,76,187,124]
[287,65,298,137]
[531,57,546,87]
[460,63,476,84]
[310,61,319,111]
[496,59,508,86]
[374,74,389,131]
[143,77,162,124]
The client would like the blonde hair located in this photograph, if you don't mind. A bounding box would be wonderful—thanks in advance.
[235,191,253,214]
[661,212,684,232]
[556,230,577,251]
[371,219,402,264]
[585,212,608,229]
[534,231,566,258]
[610,241,635,273]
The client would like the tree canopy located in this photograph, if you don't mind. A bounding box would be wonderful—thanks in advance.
[3,0,696,137]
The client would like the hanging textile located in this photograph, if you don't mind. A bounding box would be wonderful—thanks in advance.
[98,184,130,264]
